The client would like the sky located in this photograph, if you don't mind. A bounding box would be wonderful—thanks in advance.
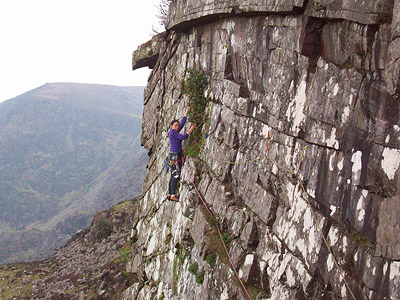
[0,0,162,103]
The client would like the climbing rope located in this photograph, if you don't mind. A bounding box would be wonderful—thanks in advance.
[190,179,254,300]
[191,130,358,300]
[176,119,357,298]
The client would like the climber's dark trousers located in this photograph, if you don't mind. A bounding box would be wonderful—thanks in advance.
[168,152,183,196]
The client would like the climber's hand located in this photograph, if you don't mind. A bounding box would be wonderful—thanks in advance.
[184,106,190,116]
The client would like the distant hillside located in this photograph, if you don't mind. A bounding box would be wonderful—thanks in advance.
[0,83,147,263]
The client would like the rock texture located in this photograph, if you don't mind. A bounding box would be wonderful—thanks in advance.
[128,1,400,299]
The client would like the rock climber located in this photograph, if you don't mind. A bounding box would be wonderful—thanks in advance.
[168,106,196,202]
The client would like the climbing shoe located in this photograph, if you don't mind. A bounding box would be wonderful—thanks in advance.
[169,195,179,202]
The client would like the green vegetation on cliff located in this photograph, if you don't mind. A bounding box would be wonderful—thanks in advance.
[181,69,210,158]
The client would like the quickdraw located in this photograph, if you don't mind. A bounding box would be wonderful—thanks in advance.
[265,130,271,155]
[164,156,170,173]
[204,132,209,152]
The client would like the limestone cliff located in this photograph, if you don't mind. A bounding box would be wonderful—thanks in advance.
[128,1,400,299]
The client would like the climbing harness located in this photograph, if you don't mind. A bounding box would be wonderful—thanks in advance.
[165,152,184,174]
[169,152,179,167]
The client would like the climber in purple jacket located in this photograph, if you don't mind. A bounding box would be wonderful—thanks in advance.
[168,106,196,202]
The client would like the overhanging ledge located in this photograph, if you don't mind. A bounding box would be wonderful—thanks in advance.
[132,31,167,71]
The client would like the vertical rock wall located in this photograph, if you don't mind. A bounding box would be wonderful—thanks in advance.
[127,1,400,299]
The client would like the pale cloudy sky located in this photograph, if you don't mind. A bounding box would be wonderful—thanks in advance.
[0,0,162,103]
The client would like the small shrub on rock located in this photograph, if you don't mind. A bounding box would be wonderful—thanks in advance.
[181,68,210,158]
[205,253,217,267]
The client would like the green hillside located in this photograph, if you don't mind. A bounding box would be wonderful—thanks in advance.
[0,83,147,263]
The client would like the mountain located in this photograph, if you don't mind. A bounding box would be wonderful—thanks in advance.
[0,83,147,264]
[2,1,400,299]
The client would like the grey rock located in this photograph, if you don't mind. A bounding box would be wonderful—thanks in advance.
[304,0,393,25]
[376,195,400,259]
[166,0,305,30]
[189,207,213,253]
[127,1,400,299]
[132,32,167,71]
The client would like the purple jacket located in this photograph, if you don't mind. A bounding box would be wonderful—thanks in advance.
[169,116,188,152]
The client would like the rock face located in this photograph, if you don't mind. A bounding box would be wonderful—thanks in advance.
[128,1,400,299]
